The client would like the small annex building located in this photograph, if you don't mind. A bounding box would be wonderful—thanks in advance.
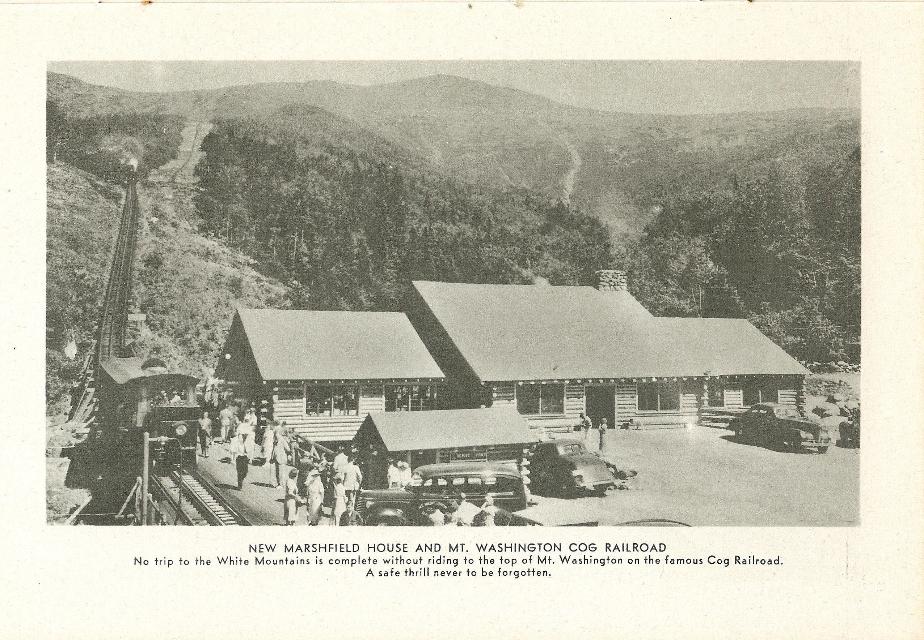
[353,406,538,474]
[215,309,445,443]
[407,272,808,432]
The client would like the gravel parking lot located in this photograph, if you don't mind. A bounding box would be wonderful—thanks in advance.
[533,426,859,526]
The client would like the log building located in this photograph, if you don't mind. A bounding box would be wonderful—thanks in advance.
[215,309,444,443]
[352,406,537,472]
[407,272,808,433]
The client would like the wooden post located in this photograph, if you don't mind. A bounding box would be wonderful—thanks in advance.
[141,432,150,527]
[701,377,709,425]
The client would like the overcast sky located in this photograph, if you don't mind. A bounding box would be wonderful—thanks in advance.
[49,60,860,115]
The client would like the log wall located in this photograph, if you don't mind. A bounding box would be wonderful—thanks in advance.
[270,382,413,443]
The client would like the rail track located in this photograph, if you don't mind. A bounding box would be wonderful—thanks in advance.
[67,170,141,425]
[97,171,140,363]
[63,167,249,527]
[151,468,251,526]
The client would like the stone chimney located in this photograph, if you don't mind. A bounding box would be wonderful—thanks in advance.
[595,269,628,292]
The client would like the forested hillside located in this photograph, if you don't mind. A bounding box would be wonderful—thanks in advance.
[193,110,615,312]
[618,146,860,362]
[194,103,860,363]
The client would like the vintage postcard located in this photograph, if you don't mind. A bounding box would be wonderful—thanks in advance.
[2,3,923,640]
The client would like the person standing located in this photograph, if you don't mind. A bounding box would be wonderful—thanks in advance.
[579,412,592,441]
[240,406,257,437]
[333,446,348,480]
[219,404,235,444]
[342,455,363,509]
[262,421,276,464]
[598,417,608,452]
[398,461,413,487]
[270,425,291,489]
[331,476,346,527]
[197,411,213,458]
[306,468,325,525]
[283,468,302,526]
[387,458,402,488]
[232,434,251,490]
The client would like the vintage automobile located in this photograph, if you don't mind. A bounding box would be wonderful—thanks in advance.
[731,403,831,453]
[529,438,617,497]
[355,461,529,526]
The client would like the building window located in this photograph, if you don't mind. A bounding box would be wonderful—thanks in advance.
[637,381,680,412]
[516,383,565,415]
[305,385,358,416]
[743,381,778,406]
[385,385,438,412]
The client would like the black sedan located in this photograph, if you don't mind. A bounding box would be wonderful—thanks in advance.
[529,438,617,497]
[731,403,831,453]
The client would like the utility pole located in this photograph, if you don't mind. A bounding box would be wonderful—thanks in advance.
[141,432,150,526]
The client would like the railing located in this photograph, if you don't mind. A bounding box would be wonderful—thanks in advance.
[290,433,336,464]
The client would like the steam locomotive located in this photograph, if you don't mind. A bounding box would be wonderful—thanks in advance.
[96,356,200,473]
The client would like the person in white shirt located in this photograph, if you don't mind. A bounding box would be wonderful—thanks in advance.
[342,456,363,508]
[387,459,402,488]
[231,434,251,490]
[218,404,236,444]
[331,476,347,527]
[239,406,257,437]
[398,461,413,487]
[306,468,325,525]
[450,493,480,526]
[333,446,348,479]
[479,495,499,527]
[579,412,592,440]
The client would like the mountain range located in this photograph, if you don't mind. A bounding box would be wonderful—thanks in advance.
[47,71,859,238]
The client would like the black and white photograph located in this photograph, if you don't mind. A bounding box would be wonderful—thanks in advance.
[46,60,862,528]
[2,3,923,640]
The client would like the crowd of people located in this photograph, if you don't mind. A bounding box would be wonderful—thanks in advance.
[192,398,410,525]
[193,390,509,526]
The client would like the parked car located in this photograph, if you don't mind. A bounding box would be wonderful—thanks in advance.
[354,461,529,526]
[731,403,831,453]
[530,438,617,497]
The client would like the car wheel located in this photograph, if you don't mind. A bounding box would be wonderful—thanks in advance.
[371,515,407,526]
[593,487,608,498]
[817,447,828,454]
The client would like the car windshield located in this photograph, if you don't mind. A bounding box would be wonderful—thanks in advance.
[558,443,587,455]
[774,407,801,419]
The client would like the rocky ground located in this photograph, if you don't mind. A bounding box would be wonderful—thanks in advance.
[45,412,90,524]
[805,372,860,411]
[45,119,289,523]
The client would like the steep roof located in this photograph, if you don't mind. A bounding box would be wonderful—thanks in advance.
[412,280,806,380]
[652,318,809,376]
[223,309,444,381]
[359,406,537,451]
[412,280,695,380]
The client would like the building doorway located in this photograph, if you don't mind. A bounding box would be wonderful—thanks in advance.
[585,386,616,429]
